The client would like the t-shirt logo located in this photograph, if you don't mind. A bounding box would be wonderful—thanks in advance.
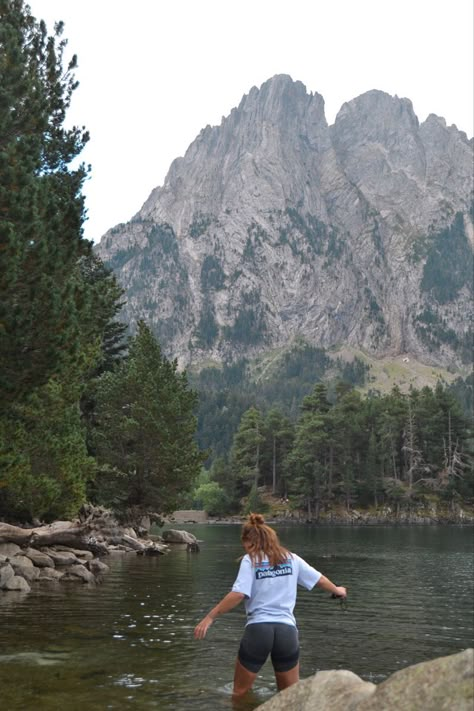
[255,561,293,580]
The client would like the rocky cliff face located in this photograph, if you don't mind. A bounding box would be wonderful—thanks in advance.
[96,75,473,369]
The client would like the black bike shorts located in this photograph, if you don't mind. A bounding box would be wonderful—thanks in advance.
[238,622,299,673]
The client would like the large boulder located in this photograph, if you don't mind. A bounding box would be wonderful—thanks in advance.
[10,556,40,582]
[23,548,54,568]
[256,670,374,710]
[256,649,474,711]
[162,529,198,545]
[42,549,80,566]
[0,543,21,557]
[363,648,474,711]
[54,546,93,561]
[3,575,31,592]
[87,559,110,576]
[62,564,96,584]
[0,562,15,589]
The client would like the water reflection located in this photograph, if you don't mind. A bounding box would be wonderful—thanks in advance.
[0,525,472,710]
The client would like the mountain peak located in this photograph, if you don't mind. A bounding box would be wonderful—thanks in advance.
[97,79,473,371]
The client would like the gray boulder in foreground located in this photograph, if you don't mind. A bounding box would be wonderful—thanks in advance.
[256,648,474,711]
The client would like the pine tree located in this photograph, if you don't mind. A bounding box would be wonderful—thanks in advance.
[287,410,328,519]
[231,407,265,495]
[262,408,294,495]
[0,0,90,407]
[92,322,203,513]
[330,387,365,511]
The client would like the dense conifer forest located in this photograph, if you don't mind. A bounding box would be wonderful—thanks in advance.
[0,1,202,522]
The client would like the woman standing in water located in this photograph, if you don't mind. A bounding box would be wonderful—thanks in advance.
[194,513,347,698]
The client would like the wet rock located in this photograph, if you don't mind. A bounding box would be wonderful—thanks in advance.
[3,575,31,593]
[122,534,145,551]
[62,564,95,583]
[0,562,15,588]
[87,559,109,576]
[143,542,168,556]
[162,529,198,545]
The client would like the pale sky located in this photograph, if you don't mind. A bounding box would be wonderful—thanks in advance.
[28,0,473,242]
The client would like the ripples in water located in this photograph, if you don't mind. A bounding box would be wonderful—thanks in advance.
[0,525,472,710]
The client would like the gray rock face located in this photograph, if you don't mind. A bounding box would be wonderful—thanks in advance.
[96,75,473,369]
[255,648,473,710]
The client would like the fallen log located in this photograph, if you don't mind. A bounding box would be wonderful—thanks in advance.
[0,523,33,546]
[0,522,108,556]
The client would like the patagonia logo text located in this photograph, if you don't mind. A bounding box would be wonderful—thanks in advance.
[255,563,293,580]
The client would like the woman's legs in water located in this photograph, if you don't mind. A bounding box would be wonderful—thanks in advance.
[233,623,300,696]
[275,662,300,690]
[233,658,299,696]
[233,658,257,697]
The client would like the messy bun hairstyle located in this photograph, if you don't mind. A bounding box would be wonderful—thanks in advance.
[241,513,289,566]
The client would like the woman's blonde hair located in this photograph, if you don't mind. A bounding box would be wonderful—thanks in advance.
[241,513,289,566]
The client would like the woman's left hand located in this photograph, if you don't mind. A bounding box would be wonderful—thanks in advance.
[194,615,214,639]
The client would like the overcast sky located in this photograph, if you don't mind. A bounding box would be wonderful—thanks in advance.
[28,0,473,243]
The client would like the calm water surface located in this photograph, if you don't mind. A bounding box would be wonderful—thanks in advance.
[0,525,473,710]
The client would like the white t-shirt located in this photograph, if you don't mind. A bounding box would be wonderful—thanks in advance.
[231,552,321,627]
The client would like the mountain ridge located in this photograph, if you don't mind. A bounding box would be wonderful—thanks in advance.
[96,75,473,371]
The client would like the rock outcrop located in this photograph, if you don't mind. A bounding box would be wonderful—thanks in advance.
[0,506,172,594]
[161,529,199,545]
[97,75,473,370]
[255,648,474,710]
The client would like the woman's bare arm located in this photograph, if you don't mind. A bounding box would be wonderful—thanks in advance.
[194,591,245,639]
[316,575,347,598]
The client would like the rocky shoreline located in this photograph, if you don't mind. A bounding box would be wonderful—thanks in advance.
[0,506,199,595]
[172,504,474,526]
[2,502,471,594]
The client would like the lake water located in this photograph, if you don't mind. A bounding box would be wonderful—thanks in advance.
[0,525,473,710]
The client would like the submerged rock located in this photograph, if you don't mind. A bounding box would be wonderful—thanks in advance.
[62,564,95,584]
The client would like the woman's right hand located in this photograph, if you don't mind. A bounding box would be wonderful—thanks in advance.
[334,585,347,598]
[194,615,214,639]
